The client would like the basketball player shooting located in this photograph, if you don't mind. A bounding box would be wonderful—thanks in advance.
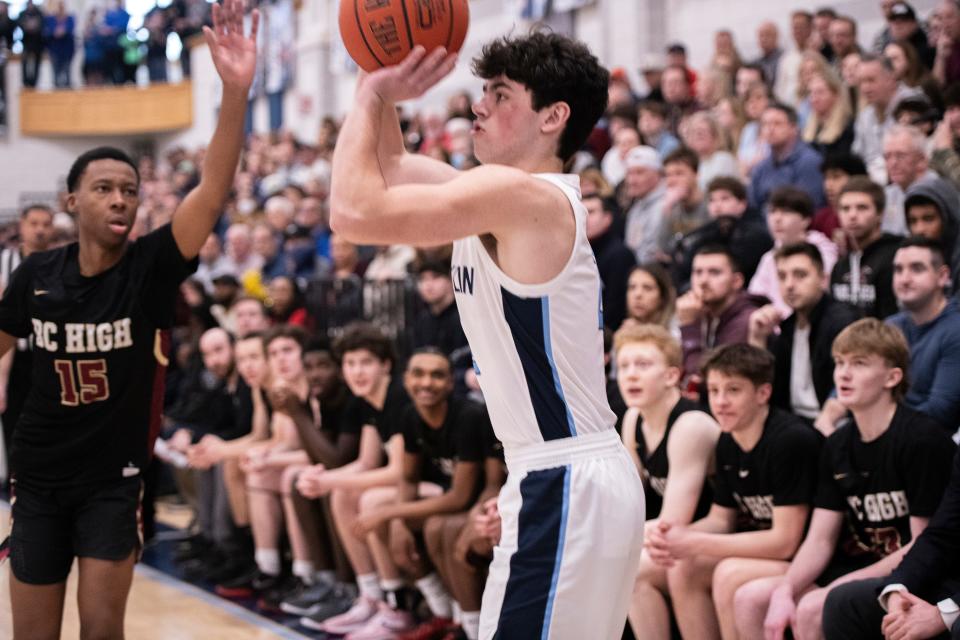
[0,1,256,637]
[330,35,645,639]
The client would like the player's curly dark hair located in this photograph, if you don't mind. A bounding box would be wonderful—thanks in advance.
[472,30,609,162]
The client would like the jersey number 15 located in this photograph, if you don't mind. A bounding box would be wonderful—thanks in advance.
[53,359,110,406]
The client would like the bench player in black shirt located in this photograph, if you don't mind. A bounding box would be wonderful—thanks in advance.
[613,324,720,639]
[646,343,821,640]
[352,348,492,638]
[736,319,955,640]
[0,2,257,637]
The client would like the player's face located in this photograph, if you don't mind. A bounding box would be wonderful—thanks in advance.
[838,192,882,245]
[907,203,944,240]
[833,351,901,410]
[68,159,139,249]
[626,269,664,323]
[268,337,304,382]
[235,338,267,387]
[404,353,453,410]
[776,254,825,312]
[341,348,390,398]
[893,246,948,310]
[303,350,339,398]
[707,371,771,433]
[233,300,269,337]
[616,342,679,409]
[471,75,543,166]
[19,208,53,251]
[691,253,741,306]
[766,208,809,245]
[200,330,234,380]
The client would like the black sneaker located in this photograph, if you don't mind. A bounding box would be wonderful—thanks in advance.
[173,535,211,563]
[298,584,357,630]
[215,568,280,600]
[258,575,301,613]
[280,577,336,616]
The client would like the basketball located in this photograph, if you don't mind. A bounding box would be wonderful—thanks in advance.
[338,0,469,72]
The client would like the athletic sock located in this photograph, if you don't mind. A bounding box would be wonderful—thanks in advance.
[452,601,463,624]
[415,573,453,618]
[292,559,316,584]
[316,569,336,585]
[461,611,481,640]
[254,548,281,576]
[357,573,383,601]
[381,578,405,609]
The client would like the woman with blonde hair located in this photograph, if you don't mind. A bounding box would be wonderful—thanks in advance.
[697,66,732,110]
[802,69,855,156]
[713,95,747,154]
[795,50,834,128]
[680,110,739,190]
[711,29,743,78]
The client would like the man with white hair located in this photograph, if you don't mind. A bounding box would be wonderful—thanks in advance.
[754,21,784,91]
[223,222,264,279]
[622,146,667,263]
[883,125,941,235]
[264,195,296,237]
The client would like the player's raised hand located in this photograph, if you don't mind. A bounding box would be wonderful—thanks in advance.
[362,45,457,104]
[203,0,259,92]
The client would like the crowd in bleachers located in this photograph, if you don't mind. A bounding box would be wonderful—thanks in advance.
[8,1,960,638]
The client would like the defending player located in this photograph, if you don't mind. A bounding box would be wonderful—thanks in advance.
[330,33,644,639]
[0,1,257,636]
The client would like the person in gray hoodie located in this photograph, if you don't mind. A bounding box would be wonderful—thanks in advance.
[904,176,960,293]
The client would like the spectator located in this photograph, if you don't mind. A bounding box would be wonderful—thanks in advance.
[737,318,955,640]
[229,296,270,339]
[672,176,772,287]
[579,166,613,199]
[329,233,364,279]
[411,257,468,359]
[931,84,960,190]
[638,53,665,103]
[885,2,937,67]
[814,151,869,240]
[748,242,859,422]
[102,0,130,85]
[17,0,43,88]
[676,245,767,384]
[622,263,678,333]
[263,0,294,132]
[661,65,700,135]
[739,82,772,177]
[888,237,960,431]
[222,223,264,279]
[754,21,784,90]
[253,223,292,280]
[803,70,855,157]
[659,147,710,260]
[934,0,960,86]
[43,1,75,89]
[144,4,169,83]
[585,194,636,331]
[852,53,923,184]
[884,125,940,236]
[0,2,13,50]
[666,42,698,91]
[638,100,681,161]
[831,177,902,318]
[774,11,816,108]
[601,125,641,186]
[711,29,743,78]
[736,64,766,101]
[885,40,943,108]
[194,232,229,293]
[644,343,821,640]
[828,15,861,67]
[792,51,834,129]
[749,102,827,212]
[81,9,106,86]
[904,177,960,290]
[679,111,739,191]
[749,187,838,315]
[695,66,731,110]
[621,146,667,263]
[266,276,309,327]
[714,96,748,154]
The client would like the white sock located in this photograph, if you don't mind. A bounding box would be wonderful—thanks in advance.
[292,559,315,584]
[452,601,463,624]
[415,573,453,618]
[254,548,281,576]
[461,611,481,640]
[356,573,383,601]
[316,569,336,584]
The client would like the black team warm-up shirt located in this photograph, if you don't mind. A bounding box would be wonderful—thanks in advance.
[0,225,196,487]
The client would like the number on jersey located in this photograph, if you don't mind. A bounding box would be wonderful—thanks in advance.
[53,359,110,406]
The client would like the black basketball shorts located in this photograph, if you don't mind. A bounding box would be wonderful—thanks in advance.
[8,476,143,585]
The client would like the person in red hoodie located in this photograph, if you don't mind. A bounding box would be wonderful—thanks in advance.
[677,244,768,391]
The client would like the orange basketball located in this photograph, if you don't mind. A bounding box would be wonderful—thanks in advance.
[338,0,469,72]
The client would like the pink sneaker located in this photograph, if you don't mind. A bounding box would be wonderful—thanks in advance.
[321,596,380,635]
[345,602,416,640]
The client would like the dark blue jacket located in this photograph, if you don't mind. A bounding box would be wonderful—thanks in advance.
[748,140,826,212]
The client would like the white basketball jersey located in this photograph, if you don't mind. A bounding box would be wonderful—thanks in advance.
[451,173,616,450]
